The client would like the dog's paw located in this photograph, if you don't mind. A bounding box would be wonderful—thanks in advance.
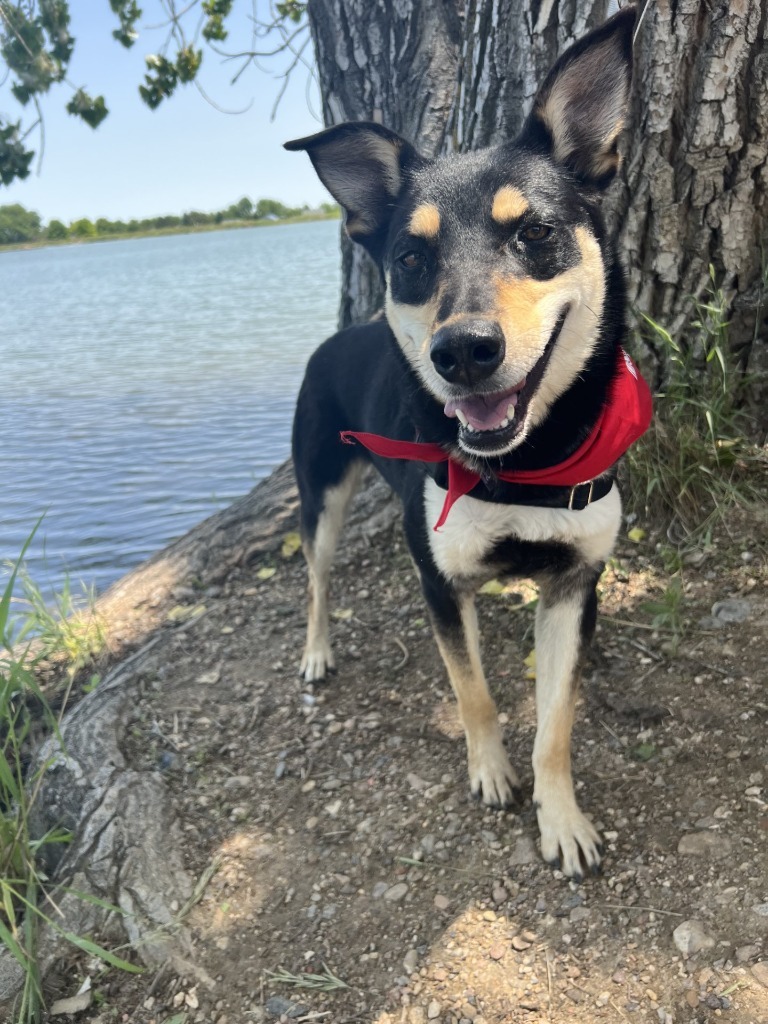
[468,738,521,810]
[535,792,602,881]
[300,643,335,682]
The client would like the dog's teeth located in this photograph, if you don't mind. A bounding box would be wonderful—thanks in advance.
[456,409,469,428]
[507,402,516,420]
[499,417,509,429]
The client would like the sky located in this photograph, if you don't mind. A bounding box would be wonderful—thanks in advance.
[0,3,331,223]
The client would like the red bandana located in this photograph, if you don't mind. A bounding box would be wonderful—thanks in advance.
[341,348,652,530]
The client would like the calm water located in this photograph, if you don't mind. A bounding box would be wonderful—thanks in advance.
[0,220,340,605]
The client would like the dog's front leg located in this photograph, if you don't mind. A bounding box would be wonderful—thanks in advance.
[421,572,521,809]
[532,570,602,879]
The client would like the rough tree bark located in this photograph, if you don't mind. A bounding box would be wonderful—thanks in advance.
[307,0,768,409]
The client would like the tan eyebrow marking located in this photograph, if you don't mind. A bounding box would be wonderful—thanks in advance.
[409,203,441,239]
[491,185,529,223]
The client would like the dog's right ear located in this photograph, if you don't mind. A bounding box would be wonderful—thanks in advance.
[285,123,421,256]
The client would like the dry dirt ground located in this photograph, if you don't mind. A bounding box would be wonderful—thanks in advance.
[46,487,768,1024]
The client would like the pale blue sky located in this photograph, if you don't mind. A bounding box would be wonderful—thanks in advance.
[0,3,330,223]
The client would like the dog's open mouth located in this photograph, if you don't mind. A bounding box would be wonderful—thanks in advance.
[443,308,569,453]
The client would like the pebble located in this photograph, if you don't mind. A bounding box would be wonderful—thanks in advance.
[488,941,506,960]
[735,944,759,962]
[673,920,716,957]
[223,775,252,790]
[384,882,409,902]
[403,948,419,974]
[511,935,532,951]
[433,894,450,911]
[408,1009,426,1024]
[372,882,389,899]
[751,961,768,988]
[509,836,538,866]
[677,832,732,859]
[711,598,751,624]
[492,885,508,904]
[427,999,441,1019]
[265,995,309,1018]
[752,903,768,917]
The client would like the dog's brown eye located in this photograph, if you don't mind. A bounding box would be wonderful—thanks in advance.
[399,252,425,270]
[520,224,552,242]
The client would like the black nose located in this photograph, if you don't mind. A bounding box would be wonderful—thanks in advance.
[429,319,505,386]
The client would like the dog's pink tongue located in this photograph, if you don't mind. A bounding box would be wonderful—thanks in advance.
[444,390,519,431]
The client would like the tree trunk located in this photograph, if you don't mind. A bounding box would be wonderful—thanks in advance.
[307,0,767,412]
[613,0,768,392]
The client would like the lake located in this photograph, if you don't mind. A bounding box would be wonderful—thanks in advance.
[0,220,341,610]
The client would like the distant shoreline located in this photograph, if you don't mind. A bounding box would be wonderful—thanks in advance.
[0,210,340,254]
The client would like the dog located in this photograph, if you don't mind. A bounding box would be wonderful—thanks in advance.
[286,6,651,880]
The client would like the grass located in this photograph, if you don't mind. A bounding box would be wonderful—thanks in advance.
[1,532,138,1023]
[626,265,767,540]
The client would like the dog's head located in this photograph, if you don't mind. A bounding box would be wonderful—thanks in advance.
[286,7,635,458]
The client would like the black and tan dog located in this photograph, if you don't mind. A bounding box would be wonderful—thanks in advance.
[286,7,651,880]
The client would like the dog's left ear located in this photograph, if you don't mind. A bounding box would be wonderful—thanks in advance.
[285,122,422,257]
[518,5,637,189]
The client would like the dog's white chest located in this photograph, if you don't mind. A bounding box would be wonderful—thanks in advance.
[424,476,622,581]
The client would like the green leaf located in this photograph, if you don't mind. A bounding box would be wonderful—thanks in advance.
[61,932,144,973]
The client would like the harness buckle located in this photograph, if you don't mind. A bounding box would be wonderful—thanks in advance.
[568,479,595,511]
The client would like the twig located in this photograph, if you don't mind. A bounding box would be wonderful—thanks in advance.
[393,636,409,669]
[601,903,683,917]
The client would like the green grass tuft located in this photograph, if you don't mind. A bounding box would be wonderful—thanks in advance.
[627,266,767,539]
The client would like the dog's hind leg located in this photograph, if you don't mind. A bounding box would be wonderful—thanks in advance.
[299,461,365,682]
[532,568,603,880]
[420,571,521,809]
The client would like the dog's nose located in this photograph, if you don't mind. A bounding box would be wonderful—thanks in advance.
[429,319,505,386]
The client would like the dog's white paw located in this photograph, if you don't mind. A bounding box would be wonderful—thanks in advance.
[535,790,602,880]
[468,735,521,809]
[300,642,335,682]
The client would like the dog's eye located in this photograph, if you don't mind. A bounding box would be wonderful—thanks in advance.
[398,252,426,270]
[520,224,552,243]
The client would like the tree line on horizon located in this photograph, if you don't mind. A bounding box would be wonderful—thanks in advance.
[0,196,338,246]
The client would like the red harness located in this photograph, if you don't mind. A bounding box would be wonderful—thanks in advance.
[341,348,652,531]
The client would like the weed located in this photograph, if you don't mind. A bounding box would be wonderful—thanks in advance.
[13,570,105,683]
[641,577,685,645]
[265,963,350,992]
[1,533,138,1023]
[627,266,767,538]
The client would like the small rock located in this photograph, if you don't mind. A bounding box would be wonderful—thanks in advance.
[509,836,538,866]
[409,1009,426,1024]
[711,598,751,624]
[677,832,732,859]
[492,885,508,904]
[735,943,760,962]
[372,882,389,899]
[403,948,419,974]
[752,903,768,917]
[384,882,409,902]
[223,775,252,790]
[511,935,532,951]
[488,942,506,960]
[427,999,442,1019]
[751,961,768,988]
[265,995,309,1018]
[434,894,450,911]
[673,920,716,957]
[407,773,429,791]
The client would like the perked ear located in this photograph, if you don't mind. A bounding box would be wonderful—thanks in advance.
[519,5,637,189]
[285,123,422,253]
